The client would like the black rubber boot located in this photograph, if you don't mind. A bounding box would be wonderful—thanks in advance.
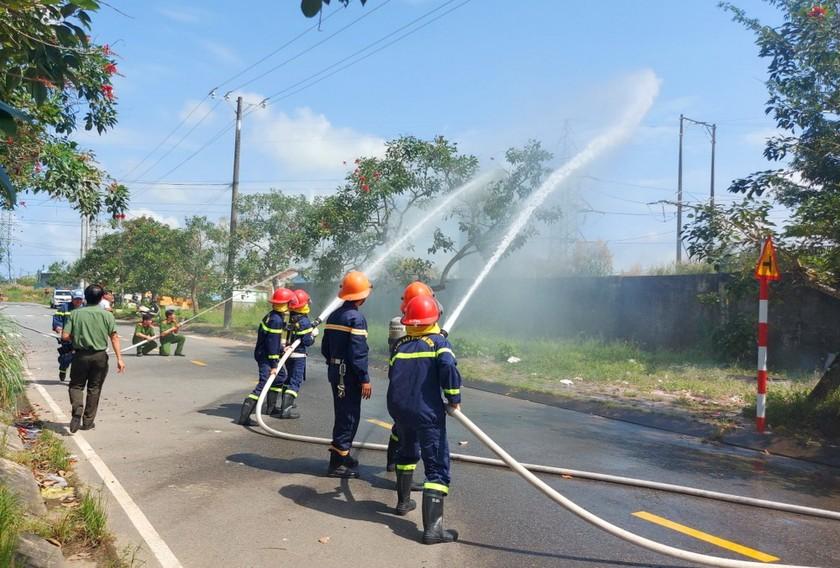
[394,471,417,516]
[69,415,81,434]
[327,451,359,478]
[59,369,67,382]
[236,397,257,426]
[278,393,300,419]
[266,390,279,415]
[386,436,398,472]
[422,490,458,544]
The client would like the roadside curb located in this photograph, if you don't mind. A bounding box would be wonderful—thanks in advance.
[464,378,840,469]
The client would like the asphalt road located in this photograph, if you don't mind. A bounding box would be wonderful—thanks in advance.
[5,302,840,568]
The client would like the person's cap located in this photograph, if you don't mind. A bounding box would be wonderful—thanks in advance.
[71,290,84,299]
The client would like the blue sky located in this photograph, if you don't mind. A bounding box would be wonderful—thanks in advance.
[10,0,785,277]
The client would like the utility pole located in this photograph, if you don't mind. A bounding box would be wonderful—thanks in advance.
[676,115,717,263]
[676,114,684,264]
[223,96,243,329]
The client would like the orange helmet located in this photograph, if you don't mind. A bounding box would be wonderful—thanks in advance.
[401,295,440,326]
[270,288,295,305]
[400,281,434,313]
[338,271,372,301]
[289,289,310,310]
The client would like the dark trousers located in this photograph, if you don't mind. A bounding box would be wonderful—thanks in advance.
[282,356,307,396]
[68,350,109,424]
[57,341,74,371]
[249,359,285,399]
[394,421,451,490]
[330,381,362,452]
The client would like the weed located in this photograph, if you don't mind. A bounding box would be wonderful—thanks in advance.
[76,490,108,546]
[30,429,72,472]
[496,342,517,362]
[0,486,22,566]
[104,544,145,568]
[0,316,25,413]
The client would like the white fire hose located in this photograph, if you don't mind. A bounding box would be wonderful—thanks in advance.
[255,340,823,568]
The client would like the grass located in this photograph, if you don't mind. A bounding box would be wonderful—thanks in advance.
[747,387,840,438]
[0,285,51,305]
[75,490,109,546]
[17,429,73,472]
[0,316,26,414]
[0,486,22,567]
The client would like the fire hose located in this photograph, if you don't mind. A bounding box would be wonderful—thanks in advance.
[255,339,825,568]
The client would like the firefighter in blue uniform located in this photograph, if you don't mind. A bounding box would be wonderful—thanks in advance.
[52,289,84,381]
[388,293,460,544]
[274,289,318,419]
[321,271,373,478]
[236,287,295,426]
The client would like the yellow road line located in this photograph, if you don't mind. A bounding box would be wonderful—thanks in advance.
[366,418,393,430]
[190,360,207,367]
[632,511,779,562]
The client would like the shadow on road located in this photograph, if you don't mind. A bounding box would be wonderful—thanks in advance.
[456,539,686,568]
[197,403,241,423]
[278,483,421,542]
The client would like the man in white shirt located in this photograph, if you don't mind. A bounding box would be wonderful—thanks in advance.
[99,289,114,312]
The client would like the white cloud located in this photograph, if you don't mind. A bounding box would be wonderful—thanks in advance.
[199,40,241,67]
[179,98,217,126]
[128,208,180,228]
[743,128,780,147]
[157,6,205,23]
[248,106,385,174]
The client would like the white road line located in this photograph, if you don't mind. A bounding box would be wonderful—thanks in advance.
[26,369,183,568]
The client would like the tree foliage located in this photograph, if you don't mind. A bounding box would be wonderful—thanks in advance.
[429,140,560,287]
[685,1,840,295]
[0,0,128,215]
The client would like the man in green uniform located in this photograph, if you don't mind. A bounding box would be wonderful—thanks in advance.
[159,308,186,356]
[62,284,126,433]
[132,313,158,356]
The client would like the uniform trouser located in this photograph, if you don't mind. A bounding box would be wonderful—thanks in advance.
[132,336,157,355]
[281,356,306,397]
[57,341,74,372]
[393,421,451,492]
[159,334,185,355]
[330,380,362,453]
[68,350,109,423]
[249,359,285,400]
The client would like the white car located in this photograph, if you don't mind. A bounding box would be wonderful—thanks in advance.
[51,289,72,309]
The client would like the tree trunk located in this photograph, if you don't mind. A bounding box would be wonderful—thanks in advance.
[191,285,199,315]
[808,358,840,401]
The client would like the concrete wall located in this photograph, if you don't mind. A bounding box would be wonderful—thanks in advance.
[304,274,840,369]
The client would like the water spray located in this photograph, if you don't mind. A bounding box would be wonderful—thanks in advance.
[315,169,505,323]
[443,78,658,331]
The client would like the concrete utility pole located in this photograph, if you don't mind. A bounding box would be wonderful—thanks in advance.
[676,115,717,263]
[223,96,243,329]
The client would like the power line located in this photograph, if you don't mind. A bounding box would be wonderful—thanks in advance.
[229,0,394,93]
[256,0,472,109]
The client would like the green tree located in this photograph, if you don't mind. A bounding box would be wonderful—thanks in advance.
[233,191,318,287]
[429,140,560,287]
[0,0,128,216]
[44,260,75,288]
[311,135,478,281]
[75,217,185,298]
[570,241,613,276]
[685,1,840,397]
[179,216,225,314]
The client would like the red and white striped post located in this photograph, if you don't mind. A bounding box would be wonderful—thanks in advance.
[754,237,780,433]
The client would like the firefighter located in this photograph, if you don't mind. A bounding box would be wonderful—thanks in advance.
[388,294,460,544]
[274,289,318,419]
[237,287,295,426]
[52,289,84,381]
[321,271,372,478]
[386,281,438,471]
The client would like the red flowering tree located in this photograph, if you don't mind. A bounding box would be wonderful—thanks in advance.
[0,0,128,217]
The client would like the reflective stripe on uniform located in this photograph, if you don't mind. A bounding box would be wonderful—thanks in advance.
[284,389,298,397]
[389,347,454,366]
[395,463,416,471]
[260,321,283,334]
[443,388,460,396]
[248,393,260,401]
[324,323,368,336]
[267,354,280,360]
[424,482,449,494]
[294,328,313,335]
[289,353,306,358]
[390,433,399,442]
[269,386,283,392]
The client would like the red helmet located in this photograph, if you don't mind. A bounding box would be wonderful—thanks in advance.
[401,295,440,326]
[289,289,310,310]
[400,281,435,313]
[270,287,295,305]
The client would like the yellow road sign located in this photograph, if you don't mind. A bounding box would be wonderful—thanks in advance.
[754,237,781,280]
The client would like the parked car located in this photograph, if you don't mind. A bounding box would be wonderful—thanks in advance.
[50,289,72,309]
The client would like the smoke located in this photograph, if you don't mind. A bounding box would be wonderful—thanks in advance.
[443,70,661,331]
